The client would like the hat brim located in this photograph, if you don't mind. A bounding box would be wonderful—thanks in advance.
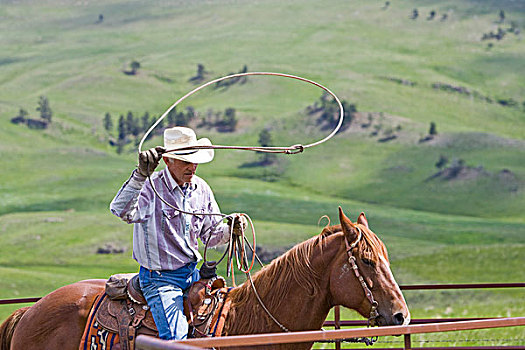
[163,138,214,164]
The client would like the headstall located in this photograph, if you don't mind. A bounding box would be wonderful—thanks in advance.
[344,226,380,327]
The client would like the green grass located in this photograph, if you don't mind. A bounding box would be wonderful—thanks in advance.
[1,0,524,347]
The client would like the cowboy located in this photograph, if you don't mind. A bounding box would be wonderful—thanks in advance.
[110,126,246,340]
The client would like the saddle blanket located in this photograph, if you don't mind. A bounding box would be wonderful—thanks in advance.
[80,293,120,350]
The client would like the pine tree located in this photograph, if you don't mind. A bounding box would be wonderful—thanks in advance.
[222,107,237,132]
[141,112,150,133]
[18,108,29,119]
[185,106,196,122]
[435,155,448,169]
[126,111,139,137]
[117,115,126,154]
[167,108,177,127]
[258,129,271,147]
[103,112,113,132]
[175,111,188,126]
[157,116,164,130]
[429,122,437,135]
[36,95,52,123]
[118,115,126,140]
[196,64,206,78]
[130,61,141,75]
[258,129,276,165]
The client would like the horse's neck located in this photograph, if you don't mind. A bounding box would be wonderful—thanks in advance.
[225,234,341,335]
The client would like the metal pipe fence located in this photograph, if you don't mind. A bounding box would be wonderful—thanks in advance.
[2,282,523,349]
[135,317,525,349]
[2,283,522,306]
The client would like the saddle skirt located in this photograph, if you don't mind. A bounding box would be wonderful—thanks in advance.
[79,273,231,350]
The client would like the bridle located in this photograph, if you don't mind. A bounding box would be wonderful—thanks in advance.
[343,226,380,327]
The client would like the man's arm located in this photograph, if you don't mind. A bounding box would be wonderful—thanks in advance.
[109,147,165,223]
[109,170,150,223]
[199,190,247,247]
[199,191,230,247]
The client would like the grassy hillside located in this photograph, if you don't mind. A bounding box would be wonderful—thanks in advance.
[1,0,524,347]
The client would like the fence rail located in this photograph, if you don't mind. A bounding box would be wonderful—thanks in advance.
[400,283,525,290]
[0,297,40,305]
[2,283,522,306]
[135,317,525,349]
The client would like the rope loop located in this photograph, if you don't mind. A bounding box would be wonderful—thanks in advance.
[138,71,345,155]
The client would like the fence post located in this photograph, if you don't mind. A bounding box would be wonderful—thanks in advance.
[334,305,341,350]
[403,334,412,349]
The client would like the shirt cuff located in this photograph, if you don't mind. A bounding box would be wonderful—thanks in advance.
[217,223,231,246]
[128,169,147,190]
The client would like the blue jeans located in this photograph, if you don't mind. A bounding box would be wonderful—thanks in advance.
[139,263,200,340]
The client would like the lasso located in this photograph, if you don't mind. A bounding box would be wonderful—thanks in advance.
[138,71,344,155]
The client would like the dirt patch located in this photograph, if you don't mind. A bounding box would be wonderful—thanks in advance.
[97,243,127,254]
[426,164,490,182]
[496,169,521,192]
[424,133,525,149]
[426,164,521,192]
[498,169,517,183]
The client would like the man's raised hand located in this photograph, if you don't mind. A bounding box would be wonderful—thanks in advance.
[138,146,166,177]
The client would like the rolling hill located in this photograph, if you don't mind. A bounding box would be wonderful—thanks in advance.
[1,0,524,346]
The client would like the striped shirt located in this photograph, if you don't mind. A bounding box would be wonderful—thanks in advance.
[110,168,229,271]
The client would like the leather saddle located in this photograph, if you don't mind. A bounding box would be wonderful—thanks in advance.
[95,273,157,350]
[92,267,231,350]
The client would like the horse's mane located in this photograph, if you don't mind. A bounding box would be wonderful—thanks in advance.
[226,220,388,334]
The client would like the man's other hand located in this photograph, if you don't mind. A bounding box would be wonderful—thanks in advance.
[228,214,248,236]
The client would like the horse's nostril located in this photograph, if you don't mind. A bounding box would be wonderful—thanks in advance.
[393,312,405,325]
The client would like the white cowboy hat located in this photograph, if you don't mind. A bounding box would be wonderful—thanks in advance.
[163,127,214,164]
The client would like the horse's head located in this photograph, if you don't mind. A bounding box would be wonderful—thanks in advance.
[328,207,410,326]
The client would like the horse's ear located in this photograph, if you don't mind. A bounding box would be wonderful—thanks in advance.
[357,212,369,229]
[338,206,358,241]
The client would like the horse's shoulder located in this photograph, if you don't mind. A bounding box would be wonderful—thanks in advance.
[56,279,106,297]
[30,279,106,318]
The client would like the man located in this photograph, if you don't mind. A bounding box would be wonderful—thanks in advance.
[110,126,245,340]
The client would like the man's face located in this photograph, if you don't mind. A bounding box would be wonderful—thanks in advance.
[164,157,198,186]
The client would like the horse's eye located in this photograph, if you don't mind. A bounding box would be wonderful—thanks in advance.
[362,258,375,267]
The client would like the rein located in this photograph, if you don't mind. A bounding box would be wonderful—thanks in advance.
[217,216,291,333]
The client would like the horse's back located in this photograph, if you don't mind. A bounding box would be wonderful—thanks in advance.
[11,279,105,350]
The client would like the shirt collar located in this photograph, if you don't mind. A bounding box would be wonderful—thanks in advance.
[162,167,197,192]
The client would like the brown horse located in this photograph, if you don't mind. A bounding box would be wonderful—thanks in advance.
[1,208,409,350]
